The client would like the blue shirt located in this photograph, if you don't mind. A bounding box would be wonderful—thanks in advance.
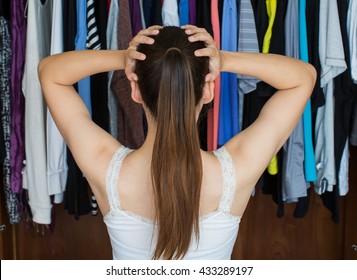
[299,0,317,182]
[75,0,92,116]
[218,0,239,146]
[179,0,189,26]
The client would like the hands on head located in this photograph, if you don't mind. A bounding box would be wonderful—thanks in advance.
[125,25,222,83]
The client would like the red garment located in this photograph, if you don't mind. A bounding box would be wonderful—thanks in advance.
[207,0,221,151]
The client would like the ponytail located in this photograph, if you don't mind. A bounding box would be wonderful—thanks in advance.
[151,49,202,260]
[135,26,209,259]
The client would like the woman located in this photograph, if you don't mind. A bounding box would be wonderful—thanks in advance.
[38,25,316,260]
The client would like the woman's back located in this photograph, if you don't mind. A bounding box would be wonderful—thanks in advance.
[104,145,241,260]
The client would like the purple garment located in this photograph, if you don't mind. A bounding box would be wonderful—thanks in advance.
[189,0,196,25]
[129,0,143,36]
[10,0,26,194]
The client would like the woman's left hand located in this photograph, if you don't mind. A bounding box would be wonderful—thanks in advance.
[125,25,162,81]
[181,25,222,82]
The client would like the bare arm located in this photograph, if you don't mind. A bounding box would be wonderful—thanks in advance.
[183,25,316,215]
[38,50,126,188]
[221,51,316,192]
[38,26,161,214]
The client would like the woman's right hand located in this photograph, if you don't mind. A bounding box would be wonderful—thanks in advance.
[182,25,222,82]
[125,25,162,81]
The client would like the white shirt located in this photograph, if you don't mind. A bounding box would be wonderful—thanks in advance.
[22,0,53,224]
[47,0,68,204]
[104,146,241,260]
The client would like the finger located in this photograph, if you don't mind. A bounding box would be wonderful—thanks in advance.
[205,73,216,82]
[147,25,163,30]
[188,32,214,44]
[182,25,207,35]
[127,73,138,82]
[194,47,217,57]
[138,25,162,36]
[129,49,146,60]
[130,34,155,46]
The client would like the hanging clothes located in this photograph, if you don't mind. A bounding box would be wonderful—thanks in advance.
[143,0,162,26]
[282,0,309,204]
[90,0,109,134]
[300,0,317,183]
[218,0,239,147]
[111,0,145,149]
[196,0,213,36]
[162,0,179,26]
[235,0,250,133]
[195,0,212,151]
[107,0,119,139]
[75,0,92,116]
[260,0,288,218]
[206,0,222,151]
[86,0,106,217]
[22,0,53,225]
[179,0,189,26]
[189,0,196,25]
[62,0,91,219]
[261,0,278,176]
[306,0,324,115]
[237,0,260,96]
[47,0,68,204]
[347,0,357,84]
[338,140,349,196]
[130,0,144,35]
[320,0,354,223]
[138,0,146,29]
[9,0,26,196]
[314,0,346,198]
[0,16,21,224]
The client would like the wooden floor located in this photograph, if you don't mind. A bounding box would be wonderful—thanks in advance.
[3,146,357,260]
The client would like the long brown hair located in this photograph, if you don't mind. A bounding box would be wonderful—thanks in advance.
[135,26,209,259]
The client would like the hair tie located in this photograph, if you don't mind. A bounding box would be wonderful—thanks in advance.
[165,47,182,55]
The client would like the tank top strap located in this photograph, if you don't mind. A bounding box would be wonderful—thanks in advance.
[213,146,238,213]
[105,145,133,212]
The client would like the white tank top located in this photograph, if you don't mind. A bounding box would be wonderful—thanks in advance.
[103,145,241,260]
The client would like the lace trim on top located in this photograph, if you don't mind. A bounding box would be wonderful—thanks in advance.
[104,145,238,223]
[105,146,133,212]
[213,146,238,213]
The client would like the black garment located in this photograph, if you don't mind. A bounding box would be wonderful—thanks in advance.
[62,0,77,53]
[143,0,162,26]
[62,0,91,218]
[218,0,224,31]
[195,0,213,150]
[0,0,10,20]
[269,0,287,56]
[250,0,268,52]
[90,0,109,133]
[261,149,285,218]
[196,0,213,37]
[246,0,294,217]
[306,0,324,116]
[321,0,355,224]
[64,150,91,219]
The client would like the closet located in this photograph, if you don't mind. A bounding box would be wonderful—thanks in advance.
[1,0,357,259]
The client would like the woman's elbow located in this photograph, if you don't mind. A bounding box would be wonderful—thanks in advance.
[37,56,49,84]
[305,63,317,91]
